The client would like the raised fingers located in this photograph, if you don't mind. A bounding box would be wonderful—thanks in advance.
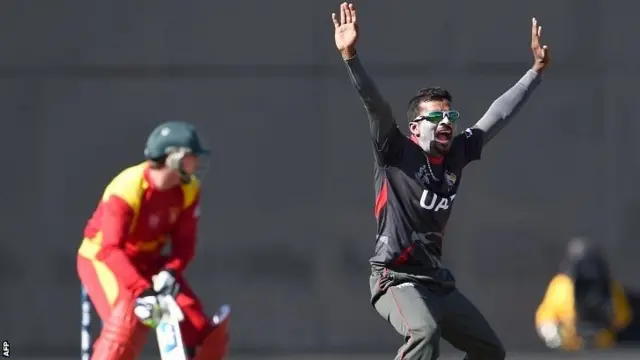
[333,3,356,28]
[344,3,353,23]
[349,3,357,23]
[531,17,540,46]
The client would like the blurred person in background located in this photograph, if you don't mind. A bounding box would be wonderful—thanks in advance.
[76,121,228,360]
[536,237,640,350]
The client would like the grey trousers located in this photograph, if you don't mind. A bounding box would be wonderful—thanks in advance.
[371,275,505,360]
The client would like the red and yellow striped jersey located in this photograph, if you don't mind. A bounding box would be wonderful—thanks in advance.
[79,162,201,292]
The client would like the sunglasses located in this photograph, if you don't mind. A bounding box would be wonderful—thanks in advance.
[413,110,460,124]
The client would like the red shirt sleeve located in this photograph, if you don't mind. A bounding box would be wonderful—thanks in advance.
[94,195,151,292]
[164,194,199,274]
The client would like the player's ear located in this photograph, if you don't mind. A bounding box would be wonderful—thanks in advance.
[409,122,420,136]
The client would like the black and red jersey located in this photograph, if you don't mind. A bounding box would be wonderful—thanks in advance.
[371,126,482,269]
[343,54,541,274]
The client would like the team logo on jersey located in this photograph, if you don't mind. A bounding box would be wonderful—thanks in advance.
[444,171,457,188]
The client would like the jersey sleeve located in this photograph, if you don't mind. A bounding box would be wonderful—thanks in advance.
[535,274,584,349]
[344,55,404,165]
[535,274,575,327]
[472,69,541,145]
[164,186,200,274]
[372,126,406,166]
[94,165,151,293]
[458,127,485,166]
[94,196,151,292]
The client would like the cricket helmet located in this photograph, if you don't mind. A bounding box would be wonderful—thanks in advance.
[144,121,209,183]
[144,121,209,160]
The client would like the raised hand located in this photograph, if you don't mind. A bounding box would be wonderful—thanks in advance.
[531,17,550,72]
[332,2,358,59]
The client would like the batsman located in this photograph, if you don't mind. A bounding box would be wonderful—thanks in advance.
[76,121,229,360]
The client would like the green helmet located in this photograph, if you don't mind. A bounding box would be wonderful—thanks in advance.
[144,121,209,160]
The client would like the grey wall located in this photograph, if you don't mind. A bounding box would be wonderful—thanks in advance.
[2,0,640,356]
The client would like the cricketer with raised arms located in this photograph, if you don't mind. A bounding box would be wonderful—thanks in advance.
[332,2,549,359]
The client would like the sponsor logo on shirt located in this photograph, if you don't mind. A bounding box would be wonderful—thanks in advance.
[419,190,456,212]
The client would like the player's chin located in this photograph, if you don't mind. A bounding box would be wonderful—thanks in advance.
[433,139,452,154]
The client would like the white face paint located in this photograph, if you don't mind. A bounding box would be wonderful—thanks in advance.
[416,120,438,152]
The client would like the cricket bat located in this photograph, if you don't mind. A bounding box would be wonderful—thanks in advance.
[156,294,188,360]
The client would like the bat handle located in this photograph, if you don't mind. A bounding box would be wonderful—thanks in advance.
[159,295,185,322]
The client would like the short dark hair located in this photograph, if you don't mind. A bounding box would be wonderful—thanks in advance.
[407,86,452,122]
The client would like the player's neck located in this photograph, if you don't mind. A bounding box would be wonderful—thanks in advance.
[146,168,181,191]
[425,153,444,165]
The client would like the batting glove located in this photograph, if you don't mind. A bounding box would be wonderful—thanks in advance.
[134,288,163,328]
[152,269,180,297]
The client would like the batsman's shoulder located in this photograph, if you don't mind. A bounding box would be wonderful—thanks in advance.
[101,162,148,207]
[180,176,201,209]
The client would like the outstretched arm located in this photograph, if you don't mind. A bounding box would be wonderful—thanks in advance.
[473,69,541,143]
[333,3,397,149]
[473,17,550,145]
[344,55,396,145]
